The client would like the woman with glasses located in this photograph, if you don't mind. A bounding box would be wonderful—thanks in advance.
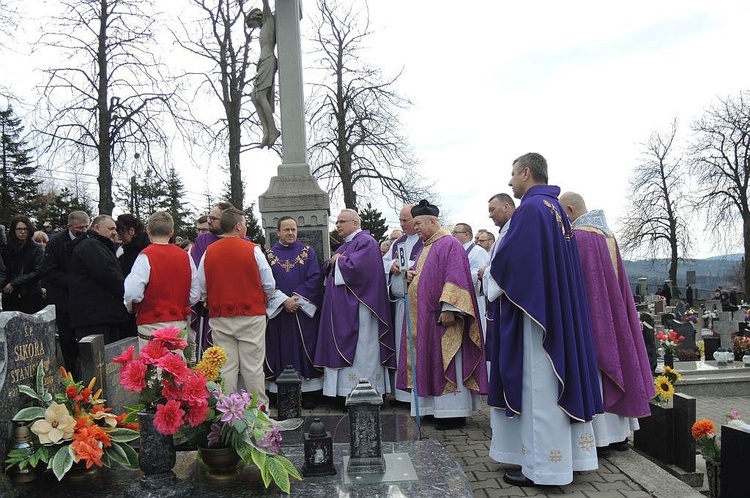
[1,215,45,313]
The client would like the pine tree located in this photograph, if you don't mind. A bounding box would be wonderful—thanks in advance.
[162,168,194,238]
[244,202,266,247]
[32,187,94,228]
[0,105,40,224]
[359,202,388,242]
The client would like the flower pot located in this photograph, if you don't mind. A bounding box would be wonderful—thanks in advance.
[199,445,242,481]
[64,461,100,482]
[136,410,176,475]
[664,352,674,368]
[706,460,720,498]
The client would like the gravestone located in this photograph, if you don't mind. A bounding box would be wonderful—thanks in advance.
[0,306,58,461]
[654,300,664,313]
[672,393,696,473]
[640,313,657,373]
[79,334,139,414]
[674,302,686,319]
[660,313,676,327]
[634,402,674,464]
[721,422,750,498]
[673,321,696,354]
[713,320,738,350]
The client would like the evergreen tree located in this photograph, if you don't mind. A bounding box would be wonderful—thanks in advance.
[32,187,94,228]
[244,202,266,247]
[359,202,388,242]
[0,105,40,223]
[162,167,194,238]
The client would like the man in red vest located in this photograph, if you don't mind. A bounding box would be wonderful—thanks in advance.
[197,208,275,404]
[123,211,200,356]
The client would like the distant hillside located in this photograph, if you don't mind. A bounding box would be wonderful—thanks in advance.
[623,255,743,298]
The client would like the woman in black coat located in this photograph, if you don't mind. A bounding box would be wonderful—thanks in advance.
[1,215,45,313]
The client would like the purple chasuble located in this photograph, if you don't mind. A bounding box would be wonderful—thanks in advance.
[189,231,221,356]
[314,230,395,369]
[397,229,488,396]
[265,240,324,381]
[573,227,655,417]
[488,184,603,422]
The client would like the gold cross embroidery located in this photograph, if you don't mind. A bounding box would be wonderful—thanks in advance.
[549,449,563,463]
[578,433,595,452]
[280,259,296,272]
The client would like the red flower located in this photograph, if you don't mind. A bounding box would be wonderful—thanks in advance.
[80,388,92,403]
[139,340,170,366]
[668,330,677,340]
[185,400,209,427]
[66,385,78,399]
[157,353,191,384]
[153,399,186,435]
[112,345,135,371]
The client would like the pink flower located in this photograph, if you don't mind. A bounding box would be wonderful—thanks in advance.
[153,399,185,435]
[120,360,148,392]
[112,345,135,371]
[180,371,209,405]
[156,353,191,384]
[729,408,742,420]
[217,393,246,426]
[139,340,170,366]
[257,426,282,454]
[185,400,209,427]
[160,378,181,401]
[668,330,677,340]
[152,326,188,351]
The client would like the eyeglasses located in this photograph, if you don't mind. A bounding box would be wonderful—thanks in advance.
[335,219,354,225]
[208,216,221,222]
[451,230,467,235]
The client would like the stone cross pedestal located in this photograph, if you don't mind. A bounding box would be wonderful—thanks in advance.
[713,320,739,350]
[259,0,330,263]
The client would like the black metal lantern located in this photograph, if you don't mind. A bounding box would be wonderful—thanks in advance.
[276,364,302,420]
[345,377,385,474]
[302,417,336,477]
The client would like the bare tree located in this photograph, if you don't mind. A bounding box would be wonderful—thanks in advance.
[691,89,750,292]
[306,0,431,211]
[619,119,690,285]
[172,0,266,210]
[34,0,180,215]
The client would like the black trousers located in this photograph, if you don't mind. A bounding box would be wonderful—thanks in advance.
[56,309,82,380]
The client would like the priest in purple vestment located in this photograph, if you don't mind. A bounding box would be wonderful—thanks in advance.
[190,201,234,360]
[265,217,323,407]
[559,191,655,449]
[398,200,488,431]
[487,153,603,487]
[314,209,395,398]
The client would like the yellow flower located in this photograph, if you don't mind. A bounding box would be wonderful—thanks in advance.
[663,366,682,380]
[30,402,77,445]
[654,375,675,400]
[202,346,228,368]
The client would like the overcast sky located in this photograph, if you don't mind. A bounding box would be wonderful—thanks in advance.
[4,1,750,257]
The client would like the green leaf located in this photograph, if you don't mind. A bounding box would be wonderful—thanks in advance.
[251,447,271,487]
[107,427,140,443]
[18,385,42,402]
[35,360,46,395]
[275,455,302,481]
[50,445,74,481]
[107,442,139,470]
[267,457,291,493]
[12,406,46,421]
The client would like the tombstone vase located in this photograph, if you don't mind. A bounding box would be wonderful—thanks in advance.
[705,460,720,498]
[198,445,242,481]
[64,461,100,482]
[124,410,192,498]
[664,352,674,369]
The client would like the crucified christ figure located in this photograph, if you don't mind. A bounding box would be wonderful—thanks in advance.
[248,0,281,148]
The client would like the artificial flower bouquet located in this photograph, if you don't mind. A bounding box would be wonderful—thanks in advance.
[652,365,681,403]
[656,329,685,355]
[685,308,699,324]
[184,347,302,493]
[114,325,210,435]
[4,362,139,480]
[692,409,745,462]
[731,334,750,356]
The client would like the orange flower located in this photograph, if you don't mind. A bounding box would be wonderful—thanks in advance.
[71,437,104,468]
[691,419,716,439]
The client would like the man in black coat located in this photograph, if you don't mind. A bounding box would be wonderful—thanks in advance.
[40,211,90,379]
[68,215,129,345]
[116,213,150,339]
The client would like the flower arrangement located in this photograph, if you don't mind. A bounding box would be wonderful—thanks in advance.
[114,326,210,435]
[697,340,705,359]
[184,346,302,493]
[653,365,681,403]
[656,329,685,355]
[731,334,750,356]
[4,362,139,480]
[685,308,699,324]
[692,409,745,462]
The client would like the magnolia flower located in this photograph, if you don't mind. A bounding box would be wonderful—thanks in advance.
[30,402,77,444]
[90,410,118,427]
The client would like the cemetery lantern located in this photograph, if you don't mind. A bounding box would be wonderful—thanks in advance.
[345,377,385,474]
[276,365,302,420]
[9,421,37,483]
[302,417,336,477]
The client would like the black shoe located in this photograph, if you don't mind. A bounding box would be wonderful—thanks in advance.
[503,470,536,487]
[434,417,465,430]
[609,438,629,451]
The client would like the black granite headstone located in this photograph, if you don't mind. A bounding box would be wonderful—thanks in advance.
[674,302,686,319]
[704,336,721,361]
[79,334,106,395]
[673,322,696,354]
[640,313,657,373]
[721,423,750,498]
[0,306,59,461]
[634,402,674,464]
[78,335,139,415]
[672,393,696,472]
